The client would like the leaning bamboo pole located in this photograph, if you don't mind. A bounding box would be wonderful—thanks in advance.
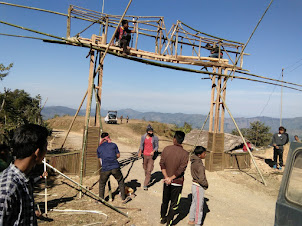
[42,160,129,217]
[60,90,88,149]
[219,96,267,186]
[0,2,96,23]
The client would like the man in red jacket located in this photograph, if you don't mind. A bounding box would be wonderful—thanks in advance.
[159,131,189,225]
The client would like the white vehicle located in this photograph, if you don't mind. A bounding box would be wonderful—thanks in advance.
[104,111,118,124]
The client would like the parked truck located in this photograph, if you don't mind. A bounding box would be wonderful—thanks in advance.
[104,110,118,124]
[275,142,302,225]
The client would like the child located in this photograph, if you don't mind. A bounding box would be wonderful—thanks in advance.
[188,146,208,226]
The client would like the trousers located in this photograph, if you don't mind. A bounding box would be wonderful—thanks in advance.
[143,155,154,187]
[99,168,126,200]
[273,148,284,166]
[189,184,205,225]
[160,184,182,226]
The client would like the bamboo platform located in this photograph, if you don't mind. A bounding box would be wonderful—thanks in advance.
[70,36,241,70]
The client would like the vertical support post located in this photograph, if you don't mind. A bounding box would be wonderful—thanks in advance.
[198,38,201,58]
[135,21,139,50]
[80,35,96,195]
[209,67,216,132]
[102,17,109,45]
[218,41,221,59]
[220,69,228,133]
[240,45,244,68]
[96,52,104,129]
[214,67,222,133]
[158,18,163,55]
[66,5,72,38]
[174,25,179,57]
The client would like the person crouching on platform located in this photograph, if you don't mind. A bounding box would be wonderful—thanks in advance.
[138,125,159,191]
[97,132,126,201]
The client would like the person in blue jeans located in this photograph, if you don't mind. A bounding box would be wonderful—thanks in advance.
[97,132,126,200]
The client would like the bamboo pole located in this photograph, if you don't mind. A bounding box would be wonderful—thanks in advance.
[135,21,139,50]
[209,67,216,132]
[220,69,228,133]
[174,26,179,57]
[42,160,129,217]
[66,5,72,38]
[158,19,163,55]
[214,67,222,133]
[219,96,267,186]
[0,2,97,23]
[44,158,48,216]
[61,90,88,149]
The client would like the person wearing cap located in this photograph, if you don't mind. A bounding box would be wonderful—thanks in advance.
[97,132,126,201]
[138,125,159,191]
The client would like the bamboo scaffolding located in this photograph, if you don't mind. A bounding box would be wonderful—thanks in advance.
[180,21,244,45]
[42,160,129,217]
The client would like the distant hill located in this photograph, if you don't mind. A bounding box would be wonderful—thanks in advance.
[42,106,302,140]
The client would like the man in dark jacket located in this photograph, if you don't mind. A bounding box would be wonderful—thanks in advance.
[159,131,189,225]
[188,146,208,226]
[272,126,288,170]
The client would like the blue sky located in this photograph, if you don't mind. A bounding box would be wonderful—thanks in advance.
[0,0,302,118]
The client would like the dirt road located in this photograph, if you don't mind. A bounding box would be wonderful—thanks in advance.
[44,122,281,225]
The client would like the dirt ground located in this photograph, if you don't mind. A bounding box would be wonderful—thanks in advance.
[36,119,286,226]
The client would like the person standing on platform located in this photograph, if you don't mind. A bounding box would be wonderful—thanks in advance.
[159,131,189,226]
[138,125,159,191]
[97,132,126,201]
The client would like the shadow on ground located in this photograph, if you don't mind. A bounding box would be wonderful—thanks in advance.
[173,195,210,225]
[148,171,163,188]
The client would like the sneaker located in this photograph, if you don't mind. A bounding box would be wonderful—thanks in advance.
[143,186,148,191]
[160,218,167,224]
[279,167,282,170]
[273,165,277,169]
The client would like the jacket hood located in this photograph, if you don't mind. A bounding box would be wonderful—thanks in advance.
[190,154,201,163]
